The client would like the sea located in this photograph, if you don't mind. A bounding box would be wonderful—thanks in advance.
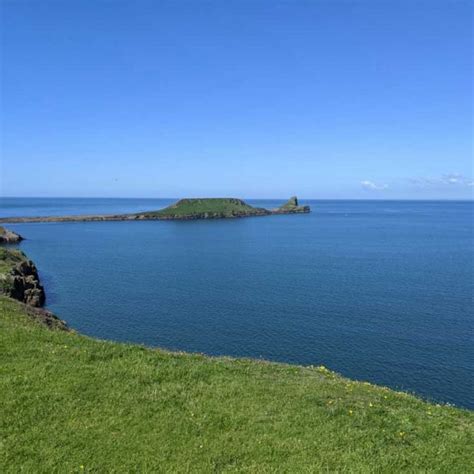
[1,197,473,409]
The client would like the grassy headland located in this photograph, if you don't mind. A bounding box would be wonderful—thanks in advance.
[1,294,473,471]
[139,198,270,219]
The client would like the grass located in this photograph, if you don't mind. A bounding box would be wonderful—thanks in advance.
[1,296,473,472]
[278,196,299,210]
[0,247,25,277]
[141,198,268,218]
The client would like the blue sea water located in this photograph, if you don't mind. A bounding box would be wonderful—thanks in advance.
[1,198,473,409]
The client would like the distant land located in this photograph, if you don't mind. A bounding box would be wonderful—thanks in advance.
[0,196,310,223]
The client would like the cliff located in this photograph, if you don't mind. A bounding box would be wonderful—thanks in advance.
[0,246,68,328]
[0,248,46,307]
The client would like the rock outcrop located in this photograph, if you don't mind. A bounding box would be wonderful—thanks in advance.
[273,196,310,214]
[0,249,46,307]
[0,226,23,243]
[10,259,46,307]
[0,241,68,329]
[282,196,300,208]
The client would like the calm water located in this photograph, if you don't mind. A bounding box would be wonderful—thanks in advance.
[1,198,473,409]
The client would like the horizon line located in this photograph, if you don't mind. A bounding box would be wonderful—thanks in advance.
[1,196,473,202]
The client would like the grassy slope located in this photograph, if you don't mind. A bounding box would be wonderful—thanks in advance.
[1,297,472,472]
[278,197,299,210]
[0,248,24,278]
[142,198,266,217]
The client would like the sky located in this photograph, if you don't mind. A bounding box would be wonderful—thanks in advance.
[1,0,472,199]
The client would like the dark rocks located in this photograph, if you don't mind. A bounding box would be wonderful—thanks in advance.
[274,196,310,214]
[10,260,46,307]
[287,196,299,207]
[0,247,67,329]
[0,251,46,307]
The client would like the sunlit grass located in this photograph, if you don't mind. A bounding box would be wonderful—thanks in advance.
[1,296,473,472]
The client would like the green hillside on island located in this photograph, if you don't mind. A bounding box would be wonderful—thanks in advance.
[140,198,269,219]
[139,196,310,219]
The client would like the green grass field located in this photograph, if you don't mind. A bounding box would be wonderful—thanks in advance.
[1,296,473,472]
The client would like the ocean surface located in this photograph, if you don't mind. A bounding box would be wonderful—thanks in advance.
[1,197,473,409]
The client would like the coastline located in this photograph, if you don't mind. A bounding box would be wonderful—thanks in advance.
[0,225,469,410]
[1,226,473,471]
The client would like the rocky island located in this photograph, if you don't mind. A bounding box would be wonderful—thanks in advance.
[0,196,310,223]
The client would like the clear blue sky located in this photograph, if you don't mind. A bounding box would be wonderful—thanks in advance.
[1,0,472,199]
